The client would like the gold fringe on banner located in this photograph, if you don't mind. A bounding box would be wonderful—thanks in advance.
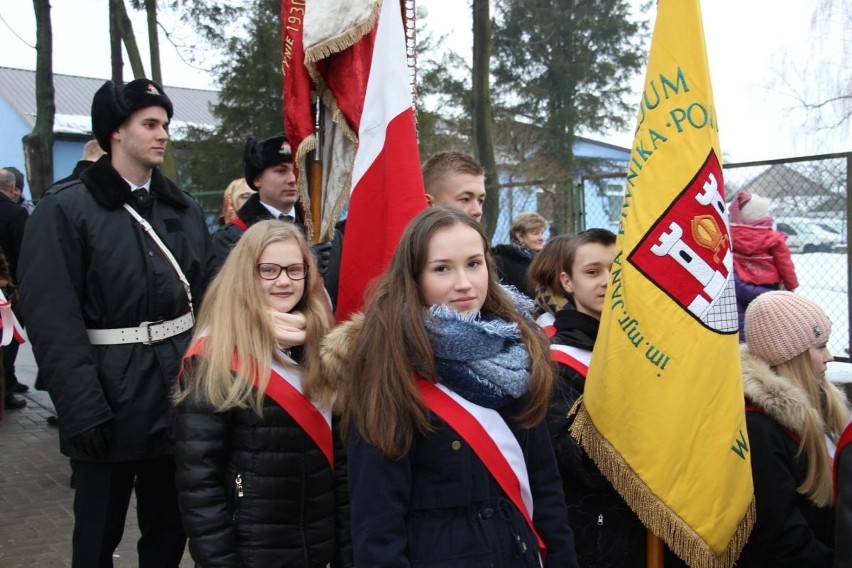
[569,398,756,568]
[299,0,383,244]
[293,132,317,241]
[303,2,380,65]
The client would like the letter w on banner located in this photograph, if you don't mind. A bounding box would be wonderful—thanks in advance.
[287,0,426,321]
[569,1,755,567]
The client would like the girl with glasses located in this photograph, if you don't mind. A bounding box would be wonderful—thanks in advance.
[174,220,352,567]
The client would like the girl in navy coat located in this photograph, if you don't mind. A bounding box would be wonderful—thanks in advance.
[324,207,578,567]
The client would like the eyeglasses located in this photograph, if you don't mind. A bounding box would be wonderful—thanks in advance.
[257,262,306,281]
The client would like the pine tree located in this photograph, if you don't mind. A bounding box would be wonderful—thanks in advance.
[492,0,646,233]
[173,0,284,193]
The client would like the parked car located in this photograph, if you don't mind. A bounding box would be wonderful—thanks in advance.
[814,218,848,241]
[775,217,843,253]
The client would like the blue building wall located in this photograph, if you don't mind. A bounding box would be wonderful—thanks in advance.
[53,139,85,181]
[0,98,87,200]
[491,140,630,243]
[0,100,31,199]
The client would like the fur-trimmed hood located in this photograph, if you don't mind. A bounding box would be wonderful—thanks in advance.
[741,345,813,437]
[321,313,364,388]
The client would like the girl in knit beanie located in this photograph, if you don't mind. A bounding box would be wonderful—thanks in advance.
[728,192,799,340]
[737,291,849,567]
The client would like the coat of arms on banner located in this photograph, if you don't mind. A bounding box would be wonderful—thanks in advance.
[629,150,738,334]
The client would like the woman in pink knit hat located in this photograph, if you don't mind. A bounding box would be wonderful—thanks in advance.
[737,291,849,567]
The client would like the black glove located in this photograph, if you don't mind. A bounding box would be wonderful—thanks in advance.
[69,423,113,460]
[311,241,333,277]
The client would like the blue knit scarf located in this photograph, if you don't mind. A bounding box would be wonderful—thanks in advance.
[423,305,531,409]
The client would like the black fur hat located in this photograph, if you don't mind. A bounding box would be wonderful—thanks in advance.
[91,78,174,152]
[243,133,293,190]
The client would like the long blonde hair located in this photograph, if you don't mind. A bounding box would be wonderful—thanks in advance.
[220,178,254,224]
[774,352,849,506]
[176,220,334,413]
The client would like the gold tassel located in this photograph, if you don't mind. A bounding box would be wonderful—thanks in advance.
[569,398,756,568]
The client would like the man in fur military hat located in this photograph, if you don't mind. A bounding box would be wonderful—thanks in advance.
[209,133,331,276]
[18,78,209,567]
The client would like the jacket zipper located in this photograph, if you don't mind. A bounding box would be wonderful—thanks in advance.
[235,473,244,497]
[232,472,244,526]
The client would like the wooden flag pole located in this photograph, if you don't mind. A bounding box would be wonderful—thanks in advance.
[308,101,324,244]
[647,530,664,568]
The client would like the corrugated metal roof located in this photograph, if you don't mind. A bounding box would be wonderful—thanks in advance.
[0,66,219,133]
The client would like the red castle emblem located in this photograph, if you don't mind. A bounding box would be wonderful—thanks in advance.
[628,150,738,333]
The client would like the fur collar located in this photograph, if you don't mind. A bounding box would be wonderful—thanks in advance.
[236,193,307,229]
[236,193,276,226]
[321,313,364,388]
[79,155,190,210]
[741,345,812,437]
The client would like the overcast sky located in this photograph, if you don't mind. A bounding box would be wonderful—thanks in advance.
[0,0,848,163]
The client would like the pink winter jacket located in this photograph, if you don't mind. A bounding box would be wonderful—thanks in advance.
[730,224,798,290]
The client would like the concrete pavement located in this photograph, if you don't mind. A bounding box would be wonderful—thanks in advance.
[0,338,191,566]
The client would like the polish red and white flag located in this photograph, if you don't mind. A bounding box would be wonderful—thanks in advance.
[300,0,426,320]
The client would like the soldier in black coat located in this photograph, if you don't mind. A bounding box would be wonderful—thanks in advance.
[18,78,209,568]
[208,134,306,274]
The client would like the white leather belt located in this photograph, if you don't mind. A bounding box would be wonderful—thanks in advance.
[87,312,194,345]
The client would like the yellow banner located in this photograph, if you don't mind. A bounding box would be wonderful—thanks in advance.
[570,1,755,567]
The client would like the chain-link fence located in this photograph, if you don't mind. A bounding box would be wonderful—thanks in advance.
[572,152,851,360]
[191,153,851,359]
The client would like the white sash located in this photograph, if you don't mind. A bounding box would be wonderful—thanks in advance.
[549,344,592,369]
[436,383,533,518]
[270,356,332,429]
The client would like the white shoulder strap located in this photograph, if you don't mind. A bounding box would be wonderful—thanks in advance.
[122,203,194,317]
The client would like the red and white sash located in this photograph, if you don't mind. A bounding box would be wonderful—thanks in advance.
[416,377,545,563]
[0,289,25,346]
[549,344,592,378]
[835,422,852,503]
[535,312,556,338]
[185,339,334,470]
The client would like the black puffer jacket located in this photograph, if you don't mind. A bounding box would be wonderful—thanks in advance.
[737,348,834,567]
[492,243,536,299]
[18,156,209,460]
[548,308,648,568]
[174,365,352,568]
